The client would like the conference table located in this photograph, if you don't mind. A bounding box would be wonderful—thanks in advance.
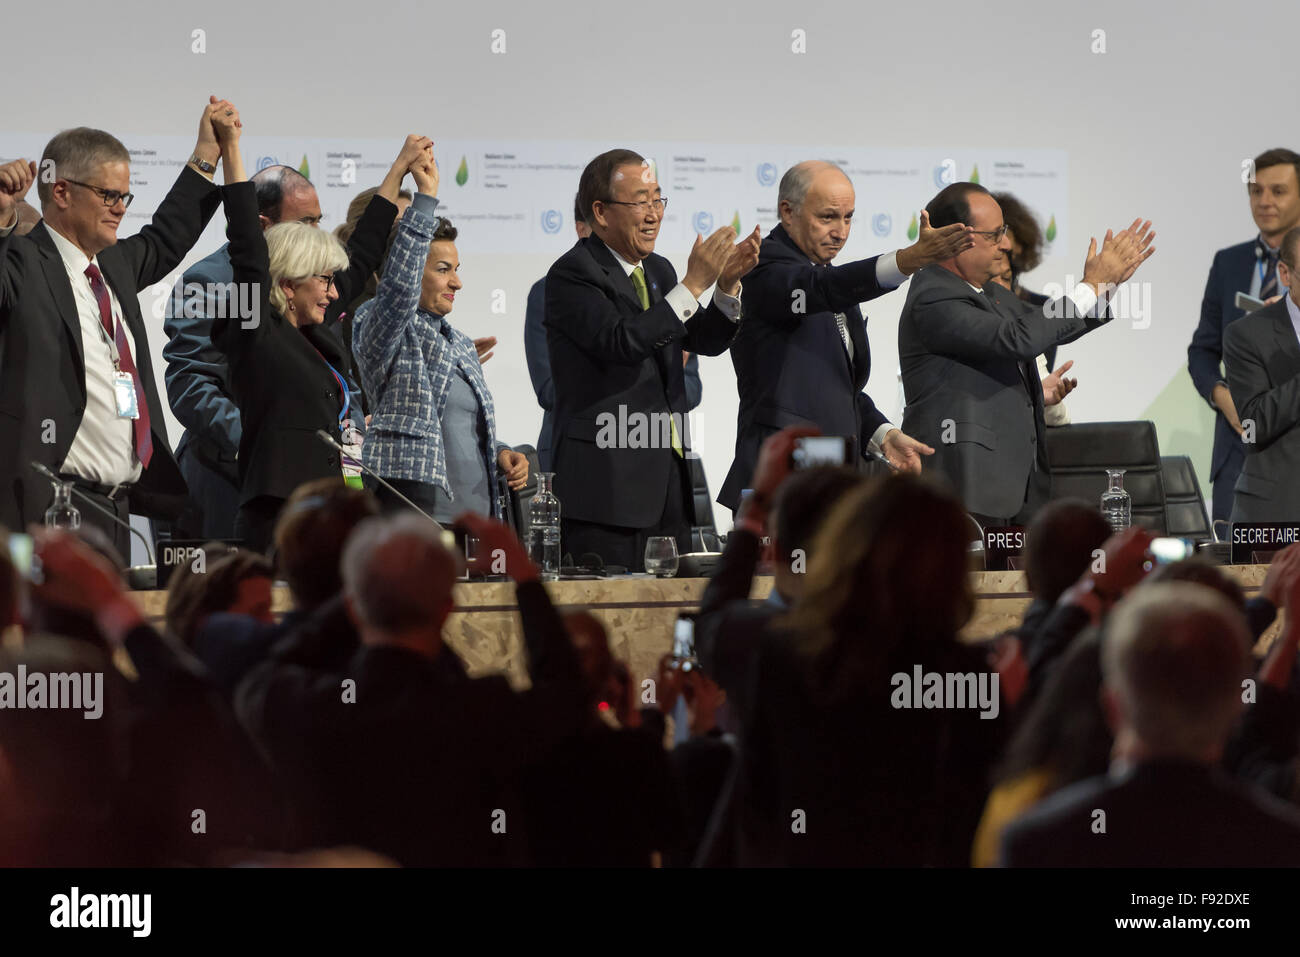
[134,564,1277,691]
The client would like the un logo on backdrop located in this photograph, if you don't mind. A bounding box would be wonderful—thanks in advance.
[872,213,892,237]
[256,156,278,172]
[756,163,778,187]
[541,209,563,234]
[693,211,714,234]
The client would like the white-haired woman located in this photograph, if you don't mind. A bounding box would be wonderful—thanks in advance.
[208,108,363,552]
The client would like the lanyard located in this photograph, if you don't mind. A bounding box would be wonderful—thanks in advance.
[313,349,351,427]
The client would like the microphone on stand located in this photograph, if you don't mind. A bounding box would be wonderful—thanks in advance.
[30,461,156,565]
[314,431,443,528]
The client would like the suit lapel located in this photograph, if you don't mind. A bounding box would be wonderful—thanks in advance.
[1271,305,1300,370]
[29,223,87,378]
[587,237,646,313]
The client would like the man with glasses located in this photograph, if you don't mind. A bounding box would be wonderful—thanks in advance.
[898,182,1154,526]
[162,137,430,539]
[1223,225,1300,523]
[720,160,978,513]
[0,102,235,558]
[544,148,760,571]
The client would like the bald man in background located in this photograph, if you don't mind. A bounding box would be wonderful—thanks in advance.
[719,161,975,512]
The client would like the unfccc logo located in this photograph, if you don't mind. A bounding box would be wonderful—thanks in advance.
[693,211,714,234]
[256,156,278,172]
[541,209,563,234]
[756,162,778,187]
[872,213,892,237]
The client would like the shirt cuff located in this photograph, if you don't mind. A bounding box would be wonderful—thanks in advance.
[1069,282,1099,318]
[665,282,701,321]
[410,192,440,218]
[0,210,17,235]
[712,284,743,322]
[868,422,895,455]
[876,251,906,289]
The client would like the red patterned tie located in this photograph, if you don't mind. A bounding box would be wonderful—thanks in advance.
[84,264,153,468]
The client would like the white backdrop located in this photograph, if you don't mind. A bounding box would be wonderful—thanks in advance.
[5,0,1289,533]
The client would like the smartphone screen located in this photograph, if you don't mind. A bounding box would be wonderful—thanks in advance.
[1148,537,1195,565]
[672,615,697,670]
[792,436,849,470]
[7,533,33,580]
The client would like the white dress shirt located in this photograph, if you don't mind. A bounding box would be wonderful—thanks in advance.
[47,226,143,486]
[608,245,743,321]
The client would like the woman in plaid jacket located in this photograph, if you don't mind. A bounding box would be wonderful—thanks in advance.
[351,144,529,522]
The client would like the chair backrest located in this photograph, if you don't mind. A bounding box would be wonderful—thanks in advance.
[1160,454,1213,543]
[688,454,718,539]
[504,445,541,536]
[1045,421,1167,534]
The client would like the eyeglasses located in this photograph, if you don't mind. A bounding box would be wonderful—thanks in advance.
[310,273,336,288]
[606,197,668,215]
[972,223,1010,243]
[63,178,134,209]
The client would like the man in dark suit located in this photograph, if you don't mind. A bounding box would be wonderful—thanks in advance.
[544,149,760,570]
[1001,582,1300,867]
[1224,226,1300,522]
[1189,148,1300,524]
[0,103,233,558]
[526,195,704,473]
[898,182,1153,526]
[720,161,976,511]
[162,137,427,538]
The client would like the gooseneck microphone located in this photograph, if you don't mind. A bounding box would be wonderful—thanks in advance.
[314,431,443,528]
[30,461,156,565]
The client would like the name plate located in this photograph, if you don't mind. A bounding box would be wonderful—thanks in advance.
[982,526,1026,572]
[1230,523,1300,564]
[157,539,241,588]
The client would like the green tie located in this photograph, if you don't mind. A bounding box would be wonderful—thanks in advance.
[630,265,650,309]
[631,265,683,457]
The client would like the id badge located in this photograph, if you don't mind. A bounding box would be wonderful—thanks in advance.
[339,418,364,482]
[113,371,140,419]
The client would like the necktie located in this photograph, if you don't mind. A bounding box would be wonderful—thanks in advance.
[631,264,683,456]
[1258,239,1280,300]
[835,312,853,361]
[85,264,153,468]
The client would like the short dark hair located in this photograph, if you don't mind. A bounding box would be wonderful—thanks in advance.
[1253,148,1300,189]
[926,182,991,230]
[273,479,379,610]
[991,192,1044,275]
[577,149,645,225]
[38,128,130,207]
[1023,499,1112,603]
[573,192,586,227]
[1280,225,1300,271]
[376,217,458,281]
[771,466,865,563]
[251,165,314,223]
[165,547,274,649]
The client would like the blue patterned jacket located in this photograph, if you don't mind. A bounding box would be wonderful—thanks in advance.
[352,194,503,508]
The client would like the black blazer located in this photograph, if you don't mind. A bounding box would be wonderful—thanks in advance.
[1223,296,1300,522]
[720,224,891,510]
[1189,239,1258,485]
[213,183,350,506]
[0,166,220,529]
[1001,759,1300,867]
[899,268,1108,518]
[543,236,737,528]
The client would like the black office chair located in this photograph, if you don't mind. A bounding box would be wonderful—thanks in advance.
[1160,454,1213,543]
[1044,421,1168,534]
[687,454,721,551]
[501,444,541,537]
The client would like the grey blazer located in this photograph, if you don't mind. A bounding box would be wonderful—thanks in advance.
[898,266,1108,518]
[1225,297,1300,522]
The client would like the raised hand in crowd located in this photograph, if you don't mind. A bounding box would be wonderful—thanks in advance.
[718,225,763,296]
[682,225,738,299]
[379,134,432,203]
[1082,218,1156,291]
[208,98,245,183]
[0,158,37,228]
[30,527,144,647]
[409,141,439,196]
[1059,524,1155,623]
[896,208,976,274]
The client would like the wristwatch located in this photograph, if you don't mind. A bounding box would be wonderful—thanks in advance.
[189,154,217,174]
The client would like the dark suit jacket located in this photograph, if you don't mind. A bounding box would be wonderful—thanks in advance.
[1224,296,1300,521]
[899,267,1109,518]
[0,167,220,529]
[1189,240,1257,486]
[543,236,737,528]
[720,224,891,511]
[212,183,351,506]
[1000,759,1300,866]
[163,194,393,484]
[234,580,586,866]
[695,528,1005,866]
[526,275,702,472]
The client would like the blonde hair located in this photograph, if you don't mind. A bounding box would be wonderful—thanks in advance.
[264,222,349,315]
